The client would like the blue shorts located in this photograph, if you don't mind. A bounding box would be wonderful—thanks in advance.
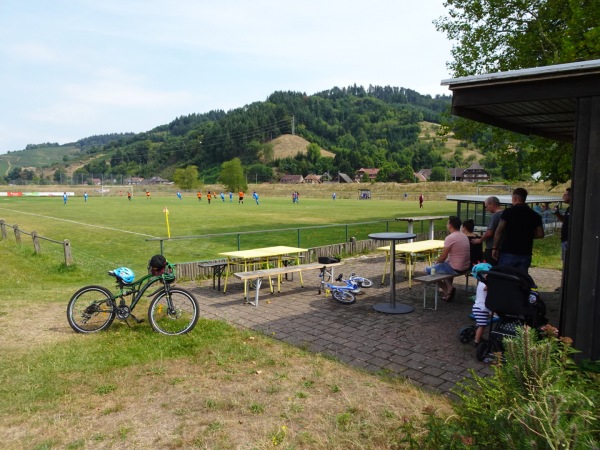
[426,262,456,275]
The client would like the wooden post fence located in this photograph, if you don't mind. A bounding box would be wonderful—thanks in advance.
[0,219,73,266]
[13,224,21,244]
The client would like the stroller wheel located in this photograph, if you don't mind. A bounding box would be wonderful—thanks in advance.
[475,341,491,361]
[476,338,503,362]
[458,326,476,344]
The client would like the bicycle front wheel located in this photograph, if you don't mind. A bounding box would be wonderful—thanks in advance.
[67,285,116,333]
[148,288,199,335]
[332,289,356,305]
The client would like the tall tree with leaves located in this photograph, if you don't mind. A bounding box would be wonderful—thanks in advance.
[173,165,200,190]
[218,158,248,192]
[435,0,600,185]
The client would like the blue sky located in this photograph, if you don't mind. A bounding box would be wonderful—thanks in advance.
[0,0,453,154]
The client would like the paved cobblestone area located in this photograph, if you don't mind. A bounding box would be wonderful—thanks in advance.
[188,255,562,397]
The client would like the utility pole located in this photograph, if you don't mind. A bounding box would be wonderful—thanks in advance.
[291,115,295,135]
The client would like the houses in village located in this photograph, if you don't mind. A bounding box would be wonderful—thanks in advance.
[278,162,490,184]
[417,162,490,182]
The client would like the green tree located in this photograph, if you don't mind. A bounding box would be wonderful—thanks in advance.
[435,0,600,185]
[257,142,274,163]
[435,0,600,76]
[173,165,199,190]
[429,166,448,182]
[245,163,273,183]
[53,168,67,184]
[376,162,414,182]
[218,158,248,192]
[306,143,321,164]
[6,166,22,182]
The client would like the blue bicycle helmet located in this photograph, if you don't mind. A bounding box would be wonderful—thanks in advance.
[471,262,492,279]
[113,267,135,284]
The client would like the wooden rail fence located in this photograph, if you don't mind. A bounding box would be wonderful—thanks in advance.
[0,219,73,266]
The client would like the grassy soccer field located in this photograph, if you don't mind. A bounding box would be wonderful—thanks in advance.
[0,189,563,449]
[0,194,456,275]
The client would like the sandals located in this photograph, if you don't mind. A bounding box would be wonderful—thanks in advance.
[442,287,456,302]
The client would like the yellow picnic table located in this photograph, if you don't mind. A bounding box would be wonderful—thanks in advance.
[377,239,445,287]
[220,245,308,298]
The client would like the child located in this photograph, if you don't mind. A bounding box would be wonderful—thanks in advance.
[471,262,492,347]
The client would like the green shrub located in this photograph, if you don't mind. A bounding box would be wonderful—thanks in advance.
[409,326,599,449]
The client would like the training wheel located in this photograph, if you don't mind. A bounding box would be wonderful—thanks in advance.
[458,326,476,344]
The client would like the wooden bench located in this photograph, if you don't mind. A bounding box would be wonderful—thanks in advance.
[234,262,343,306]
[414,272,468,311]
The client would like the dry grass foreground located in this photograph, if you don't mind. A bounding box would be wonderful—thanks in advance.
[0,294,452,449]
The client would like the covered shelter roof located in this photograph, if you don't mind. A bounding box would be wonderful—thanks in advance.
[446,194,562,229]
[446,194,561,205]
[441,59,600,143]
[441,59,600,362]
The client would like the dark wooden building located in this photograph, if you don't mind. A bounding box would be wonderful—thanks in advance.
[442,59,600,362]
[462,162,489,182]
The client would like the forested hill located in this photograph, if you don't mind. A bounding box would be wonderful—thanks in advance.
[105,85,451,182]
[5,85,453,184]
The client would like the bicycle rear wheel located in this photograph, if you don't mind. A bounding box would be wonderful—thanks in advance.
[332,289,356,305]
[353,276,373,288]
[67,285,116,333]
[148,288,199,335]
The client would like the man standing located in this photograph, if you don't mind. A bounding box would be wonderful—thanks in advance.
[472,196,503,265]
[554,187,571,265]
[492,188,544,273]
[419,194,424,208]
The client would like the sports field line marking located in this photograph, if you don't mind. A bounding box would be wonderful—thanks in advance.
[0,207,159,238]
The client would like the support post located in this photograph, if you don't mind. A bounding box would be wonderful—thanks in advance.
[13,225,21,244]
[63,240,73,266]
[31,231,41,254]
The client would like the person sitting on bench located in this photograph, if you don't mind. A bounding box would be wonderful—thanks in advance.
[425,216,471,302]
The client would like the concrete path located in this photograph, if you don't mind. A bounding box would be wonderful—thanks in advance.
[188,255,562,396]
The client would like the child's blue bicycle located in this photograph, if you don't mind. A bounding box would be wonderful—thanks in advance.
[317,268,373,305]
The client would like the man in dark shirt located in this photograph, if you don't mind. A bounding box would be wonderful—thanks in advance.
[472,196,503,265]
[492,187,544,273]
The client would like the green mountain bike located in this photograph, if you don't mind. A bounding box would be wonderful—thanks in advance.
[67,257,199,336]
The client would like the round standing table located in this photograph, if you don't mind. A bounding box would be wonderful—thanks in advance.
[369,232,417,314]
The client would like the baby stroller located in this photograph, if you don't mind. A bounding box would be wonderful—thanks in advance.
[466,266,548,362]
